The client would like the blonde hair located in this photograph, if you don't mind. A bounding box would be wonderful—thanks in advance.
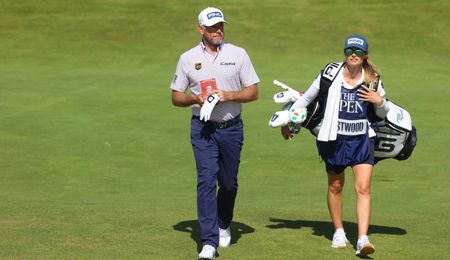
[363,58,381,85]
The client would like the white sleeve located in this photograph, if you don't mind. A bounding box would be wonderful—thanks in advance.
[170,55,189,92]
[240,50,260,87]
[291,74,321,109]
[375,78,390,118]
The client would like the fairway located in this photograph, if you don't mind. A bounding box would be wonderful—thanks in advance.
[1,0,449,259]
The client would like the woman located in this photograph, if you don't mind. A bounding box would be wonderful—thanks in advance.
[282,34,390,256]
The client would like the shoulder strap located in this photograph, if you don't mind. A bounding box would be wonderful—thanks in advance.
[302,62,344,130]
[319,62,345,96]
[367,74,380,91]
[367,75,383,123]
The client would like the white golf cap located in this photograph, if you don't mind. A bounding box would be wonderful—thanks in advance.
[198,7,227,26]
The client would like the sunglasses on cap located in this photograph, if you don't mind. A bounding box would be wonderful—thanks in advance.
[344,48,366,57]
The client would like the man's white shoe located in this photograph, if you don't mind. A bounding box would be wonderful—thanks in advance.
[198,245,216,260]
[355,235,375,256]
[219,227,231,248]
[331,228,349,248]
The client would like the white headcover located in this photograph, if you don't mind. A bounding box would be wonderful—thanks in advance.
[268,107,307,128]
[288,107,307,124]
[385,101,412,132]
[268,111,290,128]
[273,91,297,104]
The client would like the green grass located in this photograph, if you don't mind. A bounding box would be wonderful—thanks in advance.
[1,0,449,259]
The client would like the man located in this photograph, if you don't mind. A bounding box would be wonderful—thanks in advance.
[170,7,259,260]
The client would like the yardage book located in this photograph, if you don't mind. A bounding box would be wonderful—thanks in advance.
[200,78,218,99]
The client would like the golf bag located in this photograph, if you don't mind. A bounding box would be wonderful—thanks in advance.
[270,62,417,162]
[371,101,417,162]
[302,100,417,162]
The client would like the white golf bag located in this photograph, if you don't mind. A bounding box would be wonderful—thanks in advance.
[371,101,417,162]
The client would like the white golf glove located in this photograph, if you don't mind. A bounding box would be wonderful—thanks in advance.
[200,93,220,122]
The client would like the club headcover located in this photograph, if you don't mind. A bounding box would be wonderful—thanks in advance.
[268,110,290,128]
[273,91,297,104]
[288,107,308,124]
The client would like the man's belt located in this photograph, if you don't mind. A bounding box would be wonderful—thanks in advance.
[193,115,242,129]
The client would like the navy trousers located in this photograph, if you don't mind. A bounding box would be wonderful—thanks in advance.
[190,116,244,248]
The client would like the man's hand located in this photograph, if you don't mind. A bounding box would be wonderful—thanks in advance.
[211,84,258,103]
[212,89,230,102]
[200,93,220,121]
[172,90,204,107]
[194,94,205,106]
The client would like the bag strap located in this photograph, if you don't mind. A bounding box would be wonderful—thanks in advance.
[319,62,345,96]
[302,62,345,130]
[367,75,383,123]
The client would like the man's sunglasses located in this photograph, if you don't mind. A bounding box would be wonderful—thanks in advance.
[202,23,224,32]
[344,48,366,57]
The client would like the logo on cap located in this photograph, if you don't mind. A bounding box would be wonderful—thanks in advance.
[207,12,223,19]
[347,38,364,46]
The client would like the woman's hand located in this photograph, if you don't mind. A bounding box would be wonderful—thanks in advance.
[281,125,293,140]
[357,85,383,106]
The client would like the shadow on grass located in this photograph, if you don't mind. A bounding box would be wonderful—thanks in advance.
[266,218,406,257]
[173,220,255,252]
